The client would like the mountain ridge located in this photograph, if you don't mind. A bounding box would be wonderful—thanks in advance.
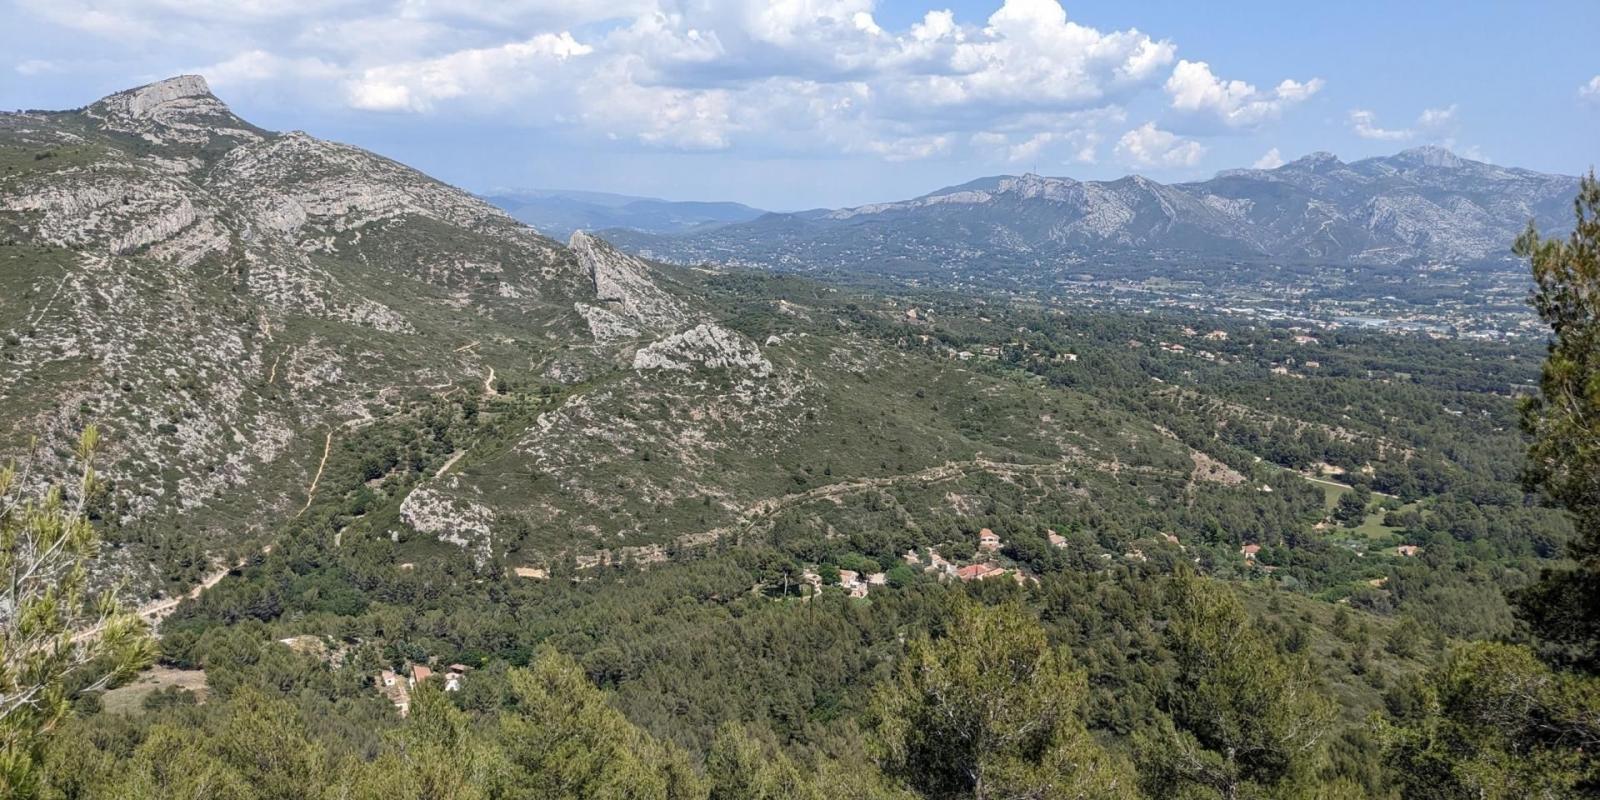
[604,146,1580,274]
[483,188,767,239]
[4,75,1153,600]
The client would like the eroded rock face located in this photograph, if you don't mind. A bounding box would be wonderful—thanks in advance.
[214,132,514,236]
[114,75,211,117]
[399,486,496,567]
[569,230,691,333]
[575,302,642,343]
[1,168,228,263]
[632,323,772,377]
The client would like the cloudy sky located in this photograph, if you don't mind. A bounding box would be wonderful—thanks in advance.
[3,0,1597,209]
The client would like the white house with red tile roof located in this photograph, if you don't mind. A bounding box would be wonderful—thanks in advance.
[978,528,1001,552]
[378,670,411,716]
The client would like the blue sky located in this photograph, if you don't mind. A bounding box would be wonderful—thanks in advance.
[3,0,1596,209]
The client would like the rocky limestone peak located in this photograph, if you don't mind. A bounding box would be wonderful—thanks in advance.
[632,322,772,377]
[1394,145,1465,169]
[1285,151,1342,171]
[995,173,1081,202]
[98,75,215,118]
[86,74,260,147]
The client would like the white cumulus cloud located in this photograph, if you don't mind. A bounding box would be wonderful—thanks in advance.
[1115,122,1204,168]
[7,0,1325,167]
[1253,147,1285,169]
[1164,60,1322,129]
[1349,109,1408,141]
[1349,104,1457,141]
[1582,75,1600,103]
[197,50,341,86]
[973,129,1100,165]
[346,32,592,112]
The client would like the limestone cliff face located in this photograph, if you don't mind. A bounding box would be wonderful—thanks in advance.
[104,75,213,119]
[569,230,693,335]
[399,485,496,567]
[0,74,783,594]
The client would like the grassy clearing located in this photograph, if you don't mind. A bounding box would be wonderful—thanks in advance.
[99,666,208,714]
[1302,473,1412,542]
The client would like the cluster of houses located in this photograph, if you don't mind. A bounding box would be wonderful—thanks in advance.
[800,566,887,599]
[377,661,472,716]
[799,527,1034,599]
[805,525,1392,598]
[906,528,1028,586]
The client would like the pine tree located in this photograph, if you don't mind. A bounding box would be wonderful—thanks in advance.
[0,427,154,797]
[706,721,821,800]
[1380,176,1600,798]
[867,601,1138,799]
[1515,172,1600,671]
[1137,571,1335,799]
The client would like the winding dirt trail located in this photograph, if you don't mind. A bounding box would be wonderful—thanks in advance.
[74,545,274,643]
[266,347,287,385]
[483,366,498,396]
[638,455,1120,558]
[297,430,333,516]
[558,454,1156,573]
[433,449,467,479]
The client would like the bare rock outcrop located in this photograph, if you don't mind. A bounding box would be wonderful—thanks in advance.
[86,75,263,146]
[569,231,692,333]
[632,323,772,377]
[399,486,496,567]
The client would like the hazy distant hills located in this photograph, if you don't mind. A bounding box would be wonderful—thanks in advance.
[605,147,1580,274]
[482,188,766,238]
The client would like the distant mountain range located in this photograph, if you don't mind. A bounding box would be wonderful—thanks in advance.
[482,188,766,239]
[602,147,1580,275]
